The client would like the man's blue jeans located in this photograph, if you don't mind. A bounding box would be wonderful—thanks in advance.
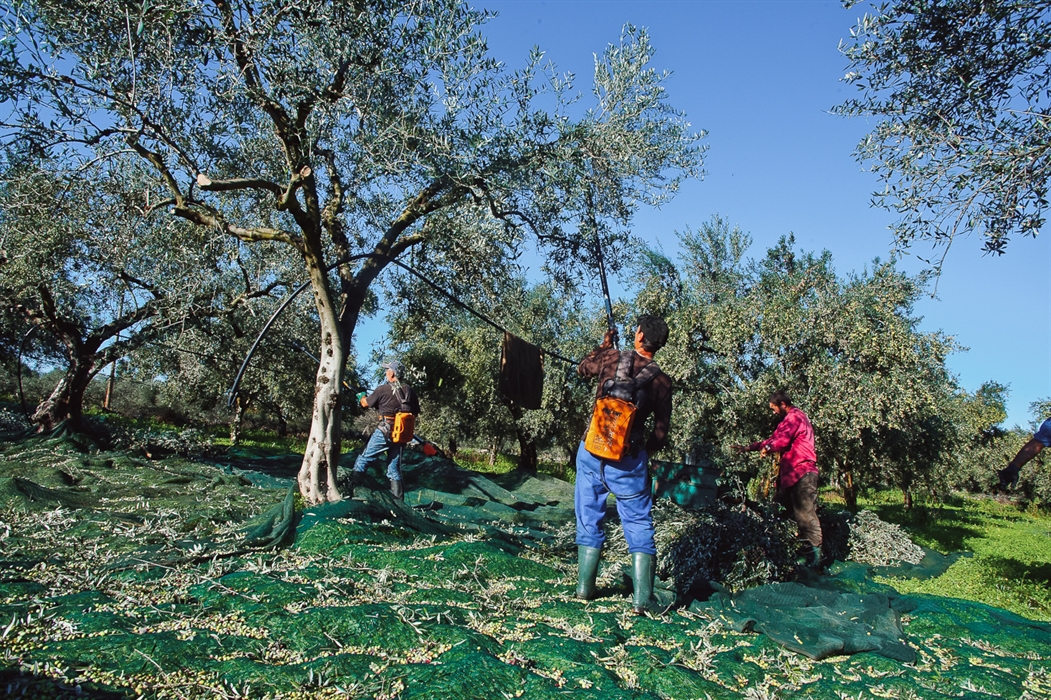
[353,426,403,481]
[574,441,656,555]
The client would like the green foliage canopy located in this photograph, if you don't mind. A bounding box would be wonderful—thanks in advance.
[637,217,960,504]
[837,0,1051,259]
[0,160,250,429]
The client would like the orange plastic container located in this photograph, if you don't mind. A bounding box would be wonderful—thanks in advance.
[391,412,415,444]
[584,396,636,461]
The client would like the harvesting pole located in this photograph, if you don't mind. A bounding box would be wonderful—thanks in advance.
[587,182,618,347]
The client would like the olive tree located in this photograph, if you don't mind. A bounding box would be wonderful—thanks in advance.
[0,1,704,503]
[0,304,63,406]
[636,217,960,508]
[0,161,258,431]
[837,0,1051,259]
[128,249,319,441]
[941,381,1011,492]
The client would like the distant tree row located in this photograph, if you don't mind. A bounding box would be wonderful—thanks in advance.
[383,216,1048,508]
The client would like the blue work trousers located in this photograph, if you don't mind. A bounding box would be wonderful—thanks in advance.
[353,426,403,481]
[574,441,656,555]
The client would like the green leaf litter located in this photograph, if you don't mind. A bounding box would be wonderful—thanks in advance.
[1,430,1049,699]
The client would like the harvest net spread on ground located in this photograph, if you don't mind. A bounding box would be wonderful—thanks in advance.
[1,428,1049,699]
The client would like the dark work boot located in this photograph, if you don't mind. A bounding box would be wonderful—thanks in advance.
[390,479,404,501]
[341,469,363,495]
[576,546,602,600]
[631,552,670,615]
[797,544,824,571]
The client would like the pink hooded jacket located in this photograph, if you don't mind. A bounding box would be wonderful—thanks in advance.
[749,407,818,488]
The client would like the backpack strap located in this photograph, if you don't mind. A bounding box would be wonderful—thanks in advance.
[605,352,662,396]
[614,350,634,382]
[391,383,411,411]
[632,358,661,389]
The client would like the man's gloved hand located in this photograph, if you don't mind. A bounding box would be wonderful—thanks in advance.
[998,465,1020,491]
[355,391,368,405]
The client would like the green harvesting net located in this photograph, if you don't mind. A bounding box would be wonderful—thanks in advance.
[1,429,1049,699]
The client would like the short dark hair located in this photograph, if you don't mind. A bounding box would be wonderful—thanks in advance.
[768,390,793,407]
[637,315,669,352]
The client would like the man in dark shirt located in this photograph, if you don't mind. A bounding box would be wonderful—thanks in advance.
[351,359,420,500]
[575,315,673,615]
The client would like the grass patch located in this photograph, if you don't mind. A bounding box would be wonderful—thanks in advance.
[453,448,519,474]
[210,430,309,453]
[451,449,576,482]
[864,493,1051,620]
[206,426,362,455]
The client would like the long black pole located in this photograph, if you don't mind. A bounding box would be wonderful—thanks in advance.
[595,233,615,331]
[586,183,618,345]
[226,276,316,408]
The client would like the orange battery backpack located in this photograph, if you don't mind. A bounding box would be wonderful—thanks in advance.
[389,384,416,445]
[584,352,661,461]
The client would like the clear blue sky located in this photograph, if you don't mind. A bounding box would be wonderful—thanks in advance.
[357,0,1051,429]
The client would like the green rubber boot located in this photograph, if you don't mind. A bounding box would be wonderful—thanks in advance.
[631,552,669,615]
[576,546,601,600]
[390,479,404,501]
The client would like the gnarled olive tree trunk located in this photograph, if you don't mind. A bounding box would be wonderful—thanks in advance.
[32,353,96,432]
[297,330,344,504]
[839,463,858,511]
[22,285,159,434]
[229,395,250,446]
[296,254,349,504]
[504,399,538,472]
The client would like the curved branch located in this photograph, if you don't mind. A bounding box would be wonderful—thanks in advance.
[317,149,344,233]
[172,204,301,247]
[118,271,159,296]
[276,166,312,213]
[230,279,291,308]
[32,284,83,342]
[295,58,352,131]
[211,0,298,168]
[23,70,201,175]
[386,232,427,260]
[139,118,201,176]
[142,197,178,216]
[196,173,283,197]
[127,135,185,205]
[472,178,543,236]
[92,299,161,346]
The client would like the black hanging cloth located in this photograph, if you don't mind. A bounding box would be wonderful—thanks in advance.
[499,332,545,410]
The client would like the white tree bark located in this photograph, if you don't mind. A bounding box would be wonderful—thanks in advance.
[297,265,347,505]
